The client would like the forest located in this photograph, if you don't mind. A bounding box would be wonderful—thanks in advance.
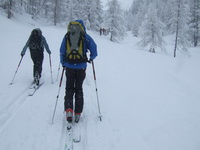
[1,0,200,56]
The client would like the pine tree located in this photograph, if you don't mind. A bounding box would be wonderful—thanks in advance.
[157,0,172,35]
[105,0,126,42]
[85,0,96,30]
[65,0,76,22]
[189,0,200,47]
[1,0,13,18]
[168,0,191,57]
[129,0,149,37]
[138,4,165,53]
[93,0,103,31]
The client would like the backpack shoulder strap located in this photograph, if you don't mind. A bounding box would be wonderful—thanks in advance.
[77,31,85,47]
[66,32,71,47]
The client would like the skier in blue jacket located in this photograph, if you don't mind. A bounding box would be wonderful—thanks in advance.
[60,20,97,123]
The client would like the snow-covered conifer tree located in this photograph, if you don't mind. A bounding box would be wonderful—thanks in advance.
[64,0,76,22]
[138,4,165,53]
[1,0,15,18]
[189,0,200,47]
[157,0,172,35]
[84,0,97,30]
[80,0,103,31]
[93,0,103,31]
[130,0,147,36]
[168,0,191,57]
[105,0,126,42]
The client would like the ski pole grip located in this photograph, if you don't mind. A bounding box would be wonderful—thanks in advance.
[92,61,96,81]
[59,68,65,87]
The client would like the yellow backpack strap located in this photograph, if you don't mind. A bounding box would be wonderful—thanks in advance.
[66,32,71,58]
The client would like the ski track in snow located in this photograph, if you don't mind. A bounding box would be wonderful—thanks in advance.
[0,72,50,133]
[0,82,33,132]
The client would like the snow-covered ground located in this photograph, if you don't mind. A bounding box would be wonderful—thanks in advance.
[0,13,200,150]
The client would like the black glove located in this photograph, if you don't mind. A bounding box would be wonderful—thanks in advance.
[88,59,93,63]
[21,53,24,57]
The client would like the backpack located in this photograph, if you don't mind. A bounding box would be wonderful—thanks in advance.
[29,29,42,52]
[65,21,87,64]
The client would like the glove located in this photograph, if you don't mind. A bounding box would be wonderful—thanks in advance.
[21,53,24,57]
[61,62,65,68]
[88,58,93,63]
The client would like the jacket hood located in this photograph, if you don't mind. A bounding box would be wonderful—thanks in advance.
[75,20,86,32]
[31,28,42,36]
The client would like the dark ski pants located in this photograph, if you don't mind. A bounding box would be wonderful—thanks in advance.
[30,52,44,78]
[64,68,86,114]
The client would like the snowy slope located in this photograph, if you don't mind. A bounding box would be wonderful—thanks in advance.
[0,13,200,150]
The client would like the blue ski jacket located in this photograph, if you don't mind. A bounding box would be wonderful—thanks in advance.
[60,20,97,69]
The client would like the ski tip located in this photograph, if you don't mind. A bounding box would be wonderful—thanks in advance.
[73,138,81,143]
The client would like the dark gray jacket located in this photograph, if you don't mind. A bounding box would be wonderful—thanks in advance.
[21,29,51,55]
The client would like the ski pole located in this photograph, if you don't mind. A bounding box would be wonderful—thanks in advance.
[49,54,54,84]
[10,56,24,85]
[51,67,65,125]
[91,60,102,121]
[56,62,61,81]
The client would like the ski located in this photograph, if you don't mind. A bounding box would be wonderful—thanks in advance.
[64,120,81,150]
[28,81,44,96]
[65,122,73,150]
[73,122,81,143]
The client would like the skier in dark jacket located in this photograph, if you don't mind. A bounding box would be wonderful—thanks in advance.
[60,20,97,123]
[21,28,51,85]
